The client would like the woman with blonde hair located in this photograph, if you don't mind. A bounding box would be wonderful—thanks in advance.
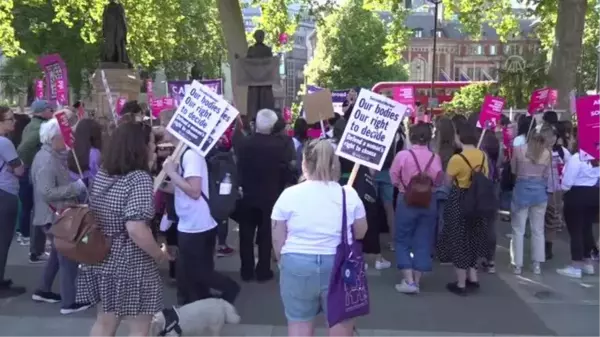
[271,139,368,336]
[510,126,551,275]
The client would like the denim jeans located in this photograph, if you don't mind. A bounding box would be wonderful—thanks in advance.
[17,167,33,238]
[38,226,79,309]
[395,193,437,272]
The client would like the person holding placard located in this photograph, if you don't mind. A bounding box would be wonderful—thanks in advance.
[390,123,443,294]
[509,127,552,275]
[29,119,89,314]
[437,124,489,296]
[556,151,600,279]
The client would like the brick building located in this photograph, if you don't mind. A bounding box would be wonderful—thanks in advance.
[397,4,540,88]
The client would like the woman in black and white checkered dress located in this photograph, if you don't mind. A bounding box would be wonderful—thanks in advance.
[76,122,170,336]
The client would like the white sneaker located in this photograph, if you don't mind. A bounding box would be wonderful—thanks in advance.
[513,265,522,275]
[556,266,582,279]
[395,280,419,294]
[582,264,595,275]
[375,259,392,270]
[532,262,541,275]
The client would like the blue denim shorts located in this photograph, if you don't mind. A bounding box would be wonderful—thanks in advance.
[279,253,335,322]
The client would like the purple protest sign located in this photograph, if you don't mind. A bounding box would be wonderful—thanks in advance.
[38,54,68,104]
[168,79,223,106]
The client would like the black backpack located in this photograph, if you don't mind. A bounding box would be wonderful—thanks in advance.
[181,148,240,222]
[457,152,498,219]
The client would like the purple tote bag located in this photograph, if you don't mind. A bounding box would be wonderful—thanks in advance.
[326,188,370,327]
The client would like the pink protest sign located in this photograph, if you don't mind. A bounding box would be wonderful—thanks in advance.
[55,78,66,106]
[548,89,558,108]
[54,110,74,149]
[116,97,127,115]
[575,95,600,161]
[478,95,505,129]
[151,99,164,118]
[162,97,175,110]
[38,54,68,104]
[283,107,292,123]
[528,88,550,115]
[392,86,416,117]
[34,80,44,99]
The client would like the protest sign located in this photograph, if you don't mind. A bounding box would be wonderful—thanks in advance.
[392,86,417,118]
[548,88,558,108]
[283,107,292,123]
[336,89,408,172]
[303,89,335,124]
[56,78,67,106]
[165,80,233,155]
[162,97,175,111]
[116,97,127,115]
[307,85,348,115]
[168,79,223,106]
[151,99,164,118]
[38,54,68,104]
[527,88,551,115]
[477,95,505,130]
[34,80,44,100]
[199,103,239,156]
[575,95,600,161]
[54,110,75,150]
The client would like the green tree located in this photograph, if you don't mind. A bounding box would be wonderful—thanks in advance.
[441,82,495,116]
[304,0,407,90]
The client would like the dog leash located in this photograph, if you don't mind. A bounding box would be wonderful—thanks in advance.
[159,306,183,336]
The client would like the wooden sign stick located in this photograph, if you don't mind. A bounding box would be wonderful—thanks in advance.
[153,142,186,192]
[477,129,487,149]
[346,163,361,187]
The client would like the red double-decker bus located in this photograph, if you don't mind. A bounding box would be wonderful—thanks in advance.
[371,81,497,113]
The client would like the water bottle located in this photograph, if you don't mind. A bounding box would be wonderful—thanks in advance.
[219,173,232,195]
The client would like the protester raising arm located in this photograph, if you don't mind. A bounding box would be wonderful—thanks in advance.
[162,151,202,200]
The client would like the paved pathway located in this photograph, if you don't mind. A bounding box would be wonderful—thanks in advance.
[1,219,598,336]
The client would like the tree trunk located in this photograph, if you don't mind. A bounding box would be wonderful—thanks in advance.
[548,0,588,119]
[217,0,248,115]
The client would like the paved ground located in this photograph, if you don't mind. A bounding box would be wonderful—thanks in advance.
[0,219,598,336]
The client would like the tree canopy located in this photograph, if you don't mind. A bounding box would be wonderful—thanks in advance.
[304,0,408,90]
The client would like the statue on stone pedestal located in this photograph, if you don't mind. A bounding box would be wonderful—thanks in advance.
[246,30,275,121]
[101,0,131,67]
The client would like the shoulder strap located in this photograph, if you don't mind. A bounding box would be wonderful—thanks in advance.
[424,152,436,172]
[408,150,422,173]
[457,153,473,170]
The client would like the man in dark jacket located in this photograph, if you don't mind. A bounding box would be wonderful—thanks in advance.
[235,109,295,282]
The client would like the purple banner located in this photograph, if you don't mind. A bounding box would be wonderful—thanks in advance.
[168,79,223,106]
[38,54,69,104]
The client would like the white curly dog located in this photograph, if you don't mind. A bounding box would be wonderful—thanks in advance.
[150,298,241,336]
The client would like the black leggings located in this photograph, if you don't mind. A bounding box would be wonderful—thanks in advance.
[564,186,600,262]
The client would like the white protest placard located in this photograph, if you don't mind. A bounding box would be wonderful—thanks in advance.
[336,89,408,171]
[165,80,231,155]
[199,103,239,156]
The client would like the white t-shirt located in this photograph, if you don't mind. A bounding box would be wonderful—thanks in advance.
[271,181,366,255]
[174,150,217,233]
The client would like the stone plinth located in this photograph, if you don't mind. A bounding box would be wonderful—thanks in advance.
[90,65,141,121]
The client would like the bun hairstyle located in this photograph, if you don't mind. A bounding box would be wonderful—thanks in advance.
[302,139,340,182]
[409,122,433,146]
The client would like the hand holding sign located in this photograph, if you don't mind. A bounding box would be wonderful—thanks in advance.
[336,89,408,185]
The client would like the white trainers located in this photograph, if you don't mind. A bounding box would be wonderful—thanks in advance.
[532,262,542,275]
[375,259,392,270]
[556,266,582,279]
[395,280,419,294]
[582,264,595,275]
[513,265,522,275]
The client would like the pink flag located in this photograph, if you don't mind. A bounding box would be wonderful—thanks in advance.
[55,78,66,106]
[575,95,600,161]
[116,97,127,115]
[34,80,44,99]
[392,86,417,118]
[527,88,550,115]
